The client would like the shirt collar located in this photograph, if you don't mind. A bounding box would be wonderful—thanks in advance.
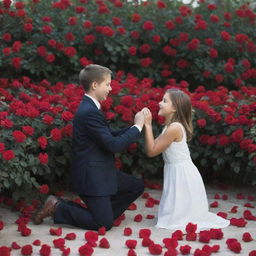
[84,93,101,110]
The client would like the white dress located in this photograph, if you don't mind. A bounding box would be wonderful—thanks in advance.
[156,122,230,231]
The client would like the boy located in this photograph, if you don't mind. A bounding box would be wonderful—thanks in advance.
[33,64,145,230]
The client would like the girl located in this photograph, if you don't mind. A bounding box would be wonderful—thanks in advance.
[142,89,229,231]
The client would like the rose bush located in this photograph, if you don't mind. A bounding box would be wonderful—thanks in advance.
[0,74,255,195]
[0,0,256,89]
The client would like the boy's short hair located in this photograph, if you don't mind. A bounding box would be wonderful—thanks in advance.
[79,64,112,91]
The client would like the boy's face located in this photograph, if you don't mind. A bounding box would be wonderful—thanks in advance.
[93,74,112,101]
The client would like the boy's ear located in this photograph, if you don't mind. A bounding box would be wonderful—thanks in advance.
[91,81,97,90]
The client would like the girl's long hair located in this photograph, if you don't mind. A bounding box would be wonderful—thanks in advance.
[166,89,193,141]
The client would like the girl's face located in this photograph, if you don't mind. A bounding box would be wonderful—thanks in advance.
[158,93,176,117]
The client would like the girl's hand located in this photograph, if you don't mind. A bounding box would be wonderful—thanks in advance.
[142,107,152,125]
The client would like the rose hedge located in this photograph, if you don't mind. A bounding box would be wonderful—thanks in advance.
[1,0,256,89]
[0,74,255,194]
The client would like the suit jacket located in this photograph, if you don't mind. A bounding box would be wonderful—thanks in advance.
[70,95,141,196]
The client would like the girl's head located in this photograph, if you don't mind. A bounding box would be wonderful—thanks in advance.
[158,89,193,140]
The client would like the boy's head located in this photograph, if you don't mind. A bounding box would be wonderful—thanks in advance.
[79,64,112,101]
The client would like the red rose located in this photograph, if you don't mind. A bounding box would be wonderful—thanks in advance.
[2,150,15,161]
[39,153,48,164]
[65,233,76,240]
[61,111,74,122]
[128,249,137,256]
[199,231,211,243]
[230,217,247,227]
[249,251,256,256]
[23,23,33,32]
[171,230,183,240]
[210,201,218,208]
[76,6,86,13]
[45,54,55,63]
[148,243,162,255]
[2,48,11,56]
[186,233,197,241]
[124,227,132,236]
[140,57,152,67]
[101,26,115,37]
[134,214,143,222]
[165,20,176,30]
[53,238,65,249]
[33,240,41,246]
[50,128,62,141]
[22,126,34,136]
[139,229,151,239]
[42,25,52,34]
[210,229,224,240]
[218,135,229,146]
[224,62,234,73]
[21,227,31,236]
[125,240,137,249]
[217,212,228,218]
[50,227,62,236]
[2,33,12,41]
[162,46,176,56]
[64,46,77,57]
[209,48,218,58]
[226,238,242,253]
[83,20,93,28]
[84,34,96,45]
[195,20,207,30]
[98,227,106,236]
[131,13,141,22]
[78,244,93,256]
[163,237,178,249]
[143,21,155,31]
[12,57,22,69]
[152,35,161,43]
[221,31,231,40]
[99,238,110,248]
[128,202,137,210]
[39,184,49,194]
[231,128,244,142]
[243,210,256,220]
[242,232,253,242]
[39,244,51,256]
[130,31,140,39]
[21,245,33,255]
[11,242,20,249]
[142,237,153,247]
[68,16,77,25]
[197,119,206,128]
[179,245,191,255]
[210,14,219,23]
[157,1,166,8]
[84,231,98,242]
[187,38,200,51]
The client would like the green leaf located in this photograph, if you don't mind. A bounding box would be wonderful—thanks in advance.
[225,147,231,154]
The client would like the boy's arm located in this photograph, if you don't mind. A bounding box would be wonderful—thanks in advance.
[85,110,141,153]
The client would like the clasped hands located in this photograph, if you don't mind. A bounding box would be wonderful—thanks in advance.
[134,107,152,128]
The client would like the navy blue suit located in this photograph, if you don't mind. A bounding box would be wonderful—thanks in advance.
[54,96,144,230]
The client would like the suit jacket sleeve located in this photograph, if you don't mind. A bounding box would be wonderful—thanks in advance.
[109,126,131,136]
[85,110,140,153]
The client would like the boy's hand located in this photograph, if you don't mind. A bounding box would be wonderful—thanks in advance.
[134,111,144,128]
[142,107,152,125]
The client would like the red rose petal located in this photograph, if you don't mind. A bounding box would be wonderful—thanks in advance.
[139,228,151,238]
[134,214,143,222]
[125,240,137,249]
[146,215,155,219]
[128,249,137,256]
[148,243,162,255]
[65,232,76,240]
[185,222,197,233]
[210,201,218,208]
[128,203,137,210]
[179,245,191,255]
[11,242,21,249]
[124,227,132,236]
[142,237,154,247]
[53,238,65,249]
[242,232,253,242]
[98,226,106,236]
[230,206,238,213]
[33,240,41,246]
[99,238,110,248]
[199,231,211,243]
[172,230,183,240]
[49,227,62,236]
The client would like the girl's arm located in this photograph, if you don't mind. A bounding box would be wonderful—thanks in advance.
[143,108,181,157]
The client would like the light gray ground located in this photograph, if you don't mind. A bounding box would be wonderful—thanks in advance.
[0,185,255,255]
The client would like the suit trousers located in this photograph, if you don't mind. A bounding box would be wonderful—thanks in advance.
[54,171,144,230]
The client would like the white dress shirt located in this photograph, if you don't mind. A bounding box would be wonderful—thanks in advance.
[84,93,142,132]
